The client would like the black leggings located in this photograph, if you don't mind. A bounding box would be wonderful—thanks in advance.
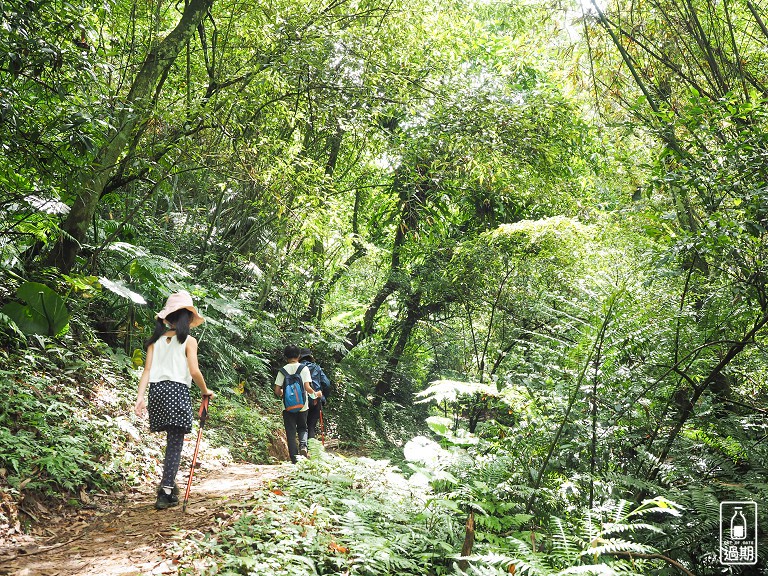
[161,427,185,488]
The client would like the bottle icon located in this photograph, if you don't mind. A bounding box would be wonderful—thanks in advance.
[730,507,747,540]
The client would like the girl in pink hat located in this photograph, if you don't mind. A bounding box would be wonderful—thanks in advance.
[134,291,214,510]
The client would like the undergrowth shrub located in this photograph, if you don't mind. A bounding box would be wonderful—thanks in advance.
[173,443,461,575]
[207,398,278,463]
[0,339,139,498]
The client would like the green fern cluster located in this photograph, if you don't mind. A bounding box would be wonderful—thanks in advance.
[457,498,683,576]
[0,339,143,496]
[175,443,462,575]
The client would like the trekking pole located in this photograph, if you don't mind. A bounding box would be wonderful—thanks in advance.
[182,394,210,513]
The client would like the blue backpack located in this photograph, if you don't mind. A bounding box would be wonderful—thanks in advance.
[301,361,331,405]
[279,367,306,413]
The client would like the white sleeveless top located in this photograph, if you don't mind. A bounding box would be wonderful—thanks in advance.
[149,335,192,387]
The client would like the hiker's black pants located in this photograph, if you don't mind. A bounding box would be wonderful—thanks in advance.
[306,400,322,439]
[161,427,185,488]
[283,409,308,463]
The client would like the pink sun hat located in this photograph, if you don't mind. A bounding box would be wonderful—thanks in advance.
[156,290,205,327]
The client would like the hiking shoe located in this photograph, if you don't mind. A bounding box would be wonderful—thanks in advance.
[155,487,179,510]
[155,491,179,510]
[299,445,308,458]
[157,483,180,496]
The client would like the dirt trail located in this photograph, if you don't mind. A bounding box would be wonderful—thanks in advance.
[0,463,288,576]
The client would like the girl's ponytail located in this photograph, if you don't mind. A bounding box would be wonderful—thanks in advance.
[145,318,166,349]
[144,309,193,348]
[169,309,191,343]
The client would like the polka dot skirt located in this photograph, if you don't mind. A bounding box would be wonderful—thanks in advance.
[148,380,193,433]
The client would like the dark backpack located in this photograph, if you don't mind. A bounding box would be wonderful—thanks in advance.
[279,367,306,413]
[301,361,331,404]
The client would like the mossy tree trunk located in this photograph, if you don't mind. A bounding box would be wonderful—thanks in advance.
[48,0,215,272]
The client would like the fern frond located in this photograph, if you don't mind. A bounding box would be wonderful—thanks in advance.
[629,497,683,518]
[580,509,600,544]
[556,565,618,575]
[601,522,663,536]
[549,516,579,560]
[581,538,655,557]
[608,500,629,524]
[505,536,558,575]
[472,549,552,576]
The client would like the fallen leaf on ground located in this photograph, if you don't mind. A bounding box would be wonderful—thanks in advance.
[329,541,348,554]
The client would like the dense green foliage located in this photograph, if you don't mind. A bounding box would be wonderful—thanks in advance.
[2,0,768,572]
[0,340,132,497]
[174,444,460,575]
[170,444,685,575]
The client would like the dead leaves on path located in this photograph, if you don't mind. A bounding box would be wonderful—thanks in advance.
[0,463,288,576]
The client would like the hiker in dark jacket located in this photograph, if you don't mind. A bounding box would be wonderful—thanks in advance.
[298,348,331,442]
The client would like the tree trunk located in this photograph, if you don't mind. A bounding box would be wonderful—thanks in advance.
[374,291,423,402]
[306,125,345,322]
[458,510,475,570]
[48,0,215,272]
[343,216,405,352]
[652,312,768,474]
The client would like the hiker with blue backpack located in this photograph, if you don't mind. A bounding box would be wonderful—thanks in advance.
[299,348,331,442]
[274,344,322,463]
